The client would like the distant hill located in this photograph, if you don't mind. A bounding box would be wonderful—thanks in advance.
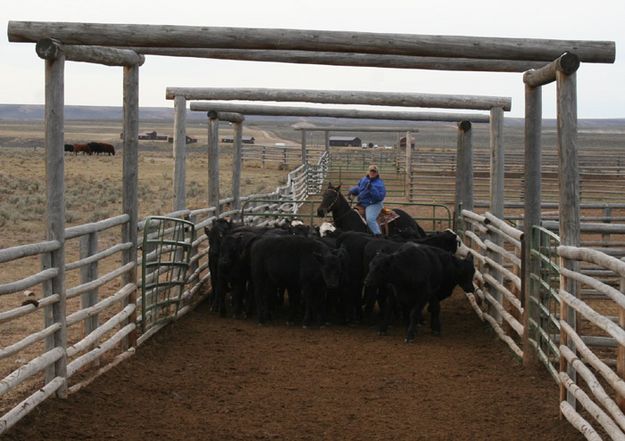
[0,104,624,129]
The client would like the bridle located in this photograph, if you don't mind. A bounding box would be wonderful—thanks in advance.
[322,188,340,213]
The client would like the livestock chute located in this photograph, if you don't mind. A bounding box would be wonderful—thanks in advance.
[140,216,195,334]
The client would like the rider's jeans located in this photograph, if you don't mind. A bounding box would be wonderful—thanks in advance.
[365,202,383,235]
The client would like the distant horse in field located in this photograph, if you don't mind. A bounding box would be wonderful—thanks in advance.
[316,183,426,238]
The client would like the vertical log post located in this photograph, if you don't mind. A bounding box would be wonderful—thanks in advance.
[522,83,542,366]
[173,95,187,211]
[557,69,580,410]
[122,64,139,348]
[208,115,220,215]
[602,206,612,246]
[262,145,266,169]
[405,131,412,201]
[44,51,68,398]
[618,275,625,411]
[324,130,330,152]
[488,106,505,322]
[232,121,243,210]
[80,233,99,338]
[455,120,473,226]
[301,129,307,165]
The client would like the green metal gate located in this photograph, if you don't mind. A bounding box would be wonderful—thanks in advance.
[141,216,195,333]
[527,225,561,382]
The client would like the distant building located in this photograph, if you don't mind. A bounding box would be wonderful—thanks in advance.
[221,136,255,144]
[167,135,197,144]
[399,136,416,148]
[329,136,362,147]
[138,130,168,140]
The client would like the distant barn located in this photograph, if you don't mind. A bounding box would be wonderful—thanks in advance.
[138,130,168,140]
[167,135,197,144]
[329,136,362,147]
[221,135,255,144]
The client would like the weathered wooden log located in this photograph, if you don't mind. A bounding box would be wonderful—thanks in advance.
[173,95,187,211]
[0,268,58,296]
[484,239,521,268]
[558,245,625,277]
[232,121,243,210]
[79,232,98,337]
[168,87,512,111]
[207,118,220,214]
[559,266,625,309]
[483,255,522,291]
[64,214,129,240]
[544,221,625,235]
[207,110,244,123]
[35,38,144,66]
[561,345,625,433]
[485,224,522,251]
[8,21,616,63]
[0,376,64,435]
[482,311,524,358]
[65,262,135,300]
[66,323,135,377]
[559,400,602,441]
[484,212,524,241]
[190,102,490,122]
[0,294,59,324]
[483,288,524,336]
[135,47,551,71]
[523,52,581,87]
[559,371,625,441]
[0,347,64,397]
[0,323,62,360]
[0,240,60,264]
[65,242,133,271]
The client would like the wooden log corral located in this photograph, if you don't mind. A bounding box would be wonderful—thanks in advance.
[8,21,616,63]
[36,38,144,66]
[523,52,580,88]
[173,96,187,211]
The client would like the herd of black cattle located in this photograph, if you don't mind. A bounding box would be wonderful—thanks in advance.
[64,142,115,155]
[205,219,476,342]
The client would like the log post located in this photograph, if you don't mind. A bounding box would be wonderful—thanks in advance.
[557,69,580,410]
[488,107,505,322]
[173,95,187,211]
[43,50,68,397]
[208,115,220,214]
[122,64,139,348]
[405,131,412,200]
[301,129,307,165]
[232,121,243,210]
[618,275,625,411]
[80,232,99,338]
[324,130,330,152]
[522,83,542,367]
[455,120,473,225]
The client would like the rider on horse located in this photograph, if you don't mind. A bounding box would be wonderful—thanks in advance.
[348,164,386,236]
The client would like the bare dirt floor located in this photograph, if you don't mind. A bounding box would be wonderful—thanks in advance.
[5,294,582,441]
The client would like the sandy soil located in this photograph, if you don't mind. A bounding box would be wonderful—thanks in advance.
[4,294,581,441]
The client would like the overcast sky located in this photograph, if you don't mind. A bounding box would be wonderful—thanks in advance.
[2,0,624,118]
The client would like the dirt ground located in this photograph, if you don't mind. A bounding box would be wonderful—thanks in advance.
[5,294,582,441]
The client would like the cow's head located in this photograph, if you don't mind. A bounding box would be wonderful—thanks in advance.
[313,249,343,289]
[364,251,393,288]
[456,253,475,293]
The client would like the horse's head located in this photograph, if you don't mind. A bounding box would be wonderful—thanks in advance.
[316,182,342,217]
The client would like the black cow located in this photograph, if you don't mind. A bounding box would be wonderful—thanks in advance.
[204,219,235,314]
[364,243,475,342]
[64,144,74,153]
[250,235,343,326]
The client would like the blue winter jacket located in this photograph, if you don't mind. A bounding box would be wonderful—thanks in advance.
[349,175,386,207]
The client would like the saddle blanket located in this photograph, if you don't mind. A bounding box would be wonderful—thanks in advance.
[354,206,400,226]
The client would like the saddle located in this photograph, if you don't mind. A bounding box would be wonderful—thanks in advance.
[354,204,400,235]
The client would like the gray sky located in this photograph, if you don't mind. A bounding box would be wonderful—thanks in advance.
[2,0,624,118]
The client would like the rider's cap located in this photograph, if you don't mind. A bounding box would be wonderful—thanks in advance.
[368,164,378,172]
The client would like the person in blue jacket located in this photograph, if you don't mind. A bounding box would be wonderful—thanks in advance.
[348,164,386,236]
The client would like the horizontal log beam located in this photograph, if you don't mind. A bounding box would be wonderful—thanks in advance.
[8,21,616,63]
[169,87,512,111]
[36,38,144,66]
[133,47,546,72]
[523,52,580,87]
[207,110,244,123]
[190,102,490,123]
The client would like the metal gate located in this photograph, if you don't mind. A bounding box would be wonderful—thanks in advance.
[141,216,195,333]
[527,225,562,382]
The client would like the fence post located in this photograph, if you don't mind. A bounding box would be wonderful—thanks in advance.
[523,83,542,366]
[301,130,307,165]
[619,274,625,411]
[232,121,243,210]
[456,120,473,226]
[43,48,68,398]
[80,233,99,339]
[262,145,266,169]
[405,130,412,201]
[208,115,220,215]
[602,205,612,245]
[557,68,580,411]
[122,63,139,349]
[173,95,187,211]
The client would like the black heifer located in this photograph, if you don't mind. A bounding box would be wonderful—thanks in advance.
[250,235,343,326]
[364,243,475,342]
[204,219,235,315]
